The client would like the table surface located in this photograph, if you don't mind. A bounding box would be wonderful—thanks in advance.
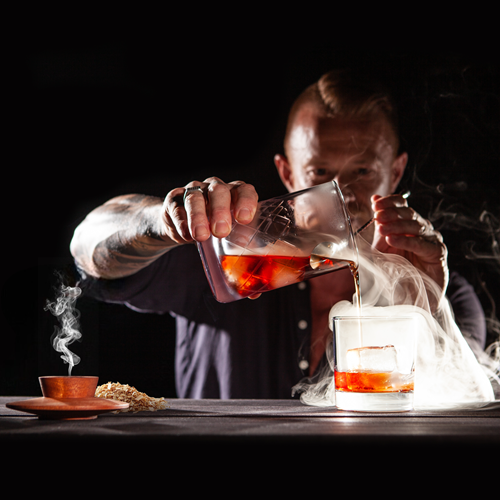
[2,396,500,450]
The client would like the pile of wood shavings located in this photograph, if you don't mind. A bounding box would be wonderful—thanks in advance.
[95,382,169,413]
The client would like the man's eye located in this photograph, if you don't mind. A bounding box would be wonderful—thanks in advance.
[314,168,327,176]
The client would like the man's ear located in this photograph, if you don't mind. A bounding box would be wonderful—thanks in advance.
[274,154,294,192]
[391,152,408,192]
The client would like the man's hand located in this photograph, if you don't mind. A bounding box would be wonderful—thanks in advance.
[371,193,449,299]
[161,177,259,244]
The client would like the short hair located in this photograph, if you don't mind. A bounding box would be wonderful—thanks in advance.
[284,68,400,155]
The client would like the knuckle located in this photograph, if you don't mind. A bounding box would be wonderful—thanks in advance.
[166,187,184,200]
[208,181,230,197]
[235,181,258,200]
[186,180,203,187]
[432,240,448,260]
[229,180,250,191]
[163,194,184,209]
[423,217,434,229]
[165,189,185,208]
[203,176,224,185]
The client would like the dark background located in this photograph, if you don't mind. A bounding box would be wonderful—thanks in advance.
[3,37,499,397]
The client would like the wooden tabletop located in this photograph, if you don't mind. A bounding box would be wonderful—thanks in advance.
[2,397,500,452]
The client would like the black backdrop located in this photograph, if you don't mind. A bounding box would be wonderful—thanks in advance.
[4,41,499,397]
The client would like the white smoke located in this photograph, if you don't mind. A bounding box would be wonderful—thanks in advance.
[428,199,500,388]
[44,281,83,376]
[294,235,499,410]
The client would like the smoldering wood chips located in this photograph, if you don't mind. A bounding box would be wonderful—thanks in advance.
[95,382,169,413]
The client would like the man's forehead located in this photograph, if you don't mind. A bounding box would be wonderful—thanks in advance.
[288,107,393,154]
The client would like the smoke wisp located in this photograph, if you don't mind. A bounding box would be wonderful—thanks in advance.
[44,279,83,376]
[428,193,500,381]
[293,234,499,410]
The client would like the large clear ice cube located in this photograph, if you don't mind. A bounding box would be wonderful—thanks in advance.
[346,345,397,372]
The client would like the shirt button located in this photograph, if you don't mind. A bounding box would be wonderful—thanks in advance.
[298,320,308,330]
[299,359,309,370]
[298,282,307,290]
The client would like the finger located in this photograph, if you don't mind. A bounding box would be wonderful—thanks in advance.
[376,212,442,242]
[376,216,425,237]
[228,181,259,223]
[183,182,211,241]
[374,206,415,224]
[163,188,192,243]
[371,193,409,211]
[204,178,233,238]
[203,179,258,237]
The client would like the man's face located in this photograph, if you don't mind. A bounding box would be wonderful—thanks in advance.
[275,104,407,237]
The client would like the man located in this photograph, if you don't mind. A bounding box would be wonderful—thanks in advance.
[71,69,486,398]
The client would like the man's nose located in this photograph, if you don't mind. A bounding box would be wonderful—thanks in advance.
[333,173,348,193]
[332,168,351,187]
[333,175,355,202]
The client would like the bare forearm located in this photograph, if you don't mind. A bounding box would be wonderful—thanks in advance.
[70,194,179,279]
[71,178,258,279]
